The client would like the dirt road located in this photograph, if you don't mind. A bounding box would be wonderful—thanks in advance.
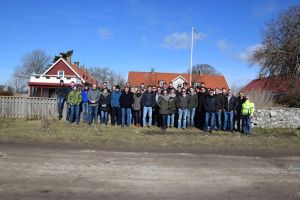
[0,143,300,200]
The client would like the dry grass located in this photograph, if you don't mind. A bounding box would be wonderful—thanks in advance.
[0,118,299,155]
[246,89,278,108]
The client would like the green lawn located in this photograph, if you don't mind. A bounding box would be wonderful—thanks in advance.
[0,117,300,155]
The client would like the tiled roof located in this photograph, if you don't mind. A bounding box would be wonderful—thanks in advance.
[243,74,300,93]
[128,71,229,89]
[69,62,97,85]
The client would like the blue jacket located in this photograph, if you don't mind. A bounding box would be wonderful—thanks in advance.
[111,91,121,107]
[81,90,89,103]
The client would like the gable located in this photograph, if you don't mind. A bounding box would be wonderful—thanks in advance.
[45,60,76,76]
[172,75,188,83]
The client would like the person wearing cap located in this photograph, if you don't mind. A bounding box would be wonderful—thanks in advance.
[67,85,82,125]
[241,95,255,135]
[81,83,89,123]
[55,80,69,120]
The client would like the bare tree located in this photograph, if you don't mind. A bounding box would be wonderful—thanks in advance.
[188,64,221,75]
[88,66,126,88]
[249,5,300,95]
[9,49,51,94]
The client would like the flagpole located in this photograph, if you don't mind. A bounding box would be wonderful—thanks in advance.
[189,27,194,87]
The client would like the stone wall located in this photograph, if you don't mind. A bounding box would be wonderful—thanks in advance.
[252,108,300,128]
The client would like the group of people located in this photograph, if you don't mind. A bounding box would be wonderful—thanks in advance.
[56,80,255,134]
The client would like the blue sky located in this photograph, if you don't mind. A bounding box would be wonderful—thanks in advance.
[0,0,299,87]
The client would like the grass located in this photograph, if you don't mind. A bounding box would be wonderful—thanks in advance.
[0,117,300,155]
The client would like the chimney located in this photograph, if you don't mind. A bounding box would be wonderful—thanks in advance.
[258,74,265,79]
[66,55,71,63]
[74,61,80,67]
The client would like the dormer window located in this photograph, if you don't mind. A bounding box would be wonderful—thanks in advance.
[58,70,64,78]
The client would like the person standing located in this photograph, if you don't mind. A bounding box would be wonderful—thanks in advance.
[81,83,89,123]
[187,87,198,129]
[132,89,142,127]
[235,91,245,132]
[196,87,206,130]
[215,88,224,131]
[120,86,134,127]
[223,89,237,132]
[110,85,121,127]
[157,90,170,131]
[65,81,75,122]
[141,86,156,128]
[167,89,177,128]
[88,83,101,125]
[99,88,111,126]
[241,95,255,135]
[67,85,82,125]
[55,80,69,120]
[176,88,189,129]
[204,89,217,133]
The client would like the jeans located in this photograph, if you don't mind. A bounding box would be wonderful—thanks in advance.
[205,112,215,131]
[167,114,175,127]
[133,110,142,126]
[82,102,89,122]
[216,111,222,130]
[143,106,153,127]
[161,114,168,129]
[66,103,71,121]
[187,108,196,128]
[121,107,132,127]
[57,96,65,112]
[223,111,234,131]
[111,107,121,126]
[236,112,242,132]
[89,106,99,124]
[242,115,252,134]
[178,109,188,129]
[101,111,108,125]
[70,104,80,124]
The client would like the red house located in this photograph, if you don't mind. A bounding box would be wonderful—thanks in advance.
[128,71,229,89]
[28,54,96,97]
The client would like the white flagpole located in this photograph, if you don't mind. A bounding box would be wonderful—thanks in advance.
[189,27,194,87]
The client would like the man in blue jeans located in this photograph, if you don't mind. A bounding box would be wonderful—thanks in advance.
[176,88,189,129]
[141,86,156,128]
[88,83,101,125]
[223,89,237,132]
[187,87,198,128]
[119,86,134,127]
[204,89,218,132]
[55,80,68,120]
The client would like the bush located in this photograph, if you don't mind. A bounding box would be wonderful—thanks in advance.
[245,89,277,108]
[276,93,300,108]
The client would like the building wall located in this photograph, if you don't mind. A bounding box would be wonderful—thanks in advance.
[252,108,300,128]
[46,60,76,76]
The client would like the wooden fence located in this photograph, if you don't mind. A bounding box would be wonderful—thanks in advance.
[0,96,63,118]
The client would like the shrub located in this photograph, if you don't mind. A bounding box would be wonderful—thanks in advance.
[245,89,277,108]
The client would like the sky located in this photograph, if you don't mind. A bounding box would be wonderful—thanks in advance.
[0,0,299,87]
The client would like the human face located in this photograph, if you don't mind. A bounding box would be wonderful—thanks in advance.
[92,84,97,90]
[182,90,186,95]
[163,91,167,96]
[209,90,214,96]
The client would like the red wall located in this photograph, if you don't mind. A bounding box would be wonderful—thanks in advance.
[46,60,76,76]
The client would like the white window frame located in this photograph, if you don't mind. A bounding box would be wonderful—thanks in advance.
[58,70,64,78]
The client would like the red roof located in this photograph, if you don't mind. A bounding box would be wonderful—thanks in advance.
[128,71,229,89]
[243,74,300,93]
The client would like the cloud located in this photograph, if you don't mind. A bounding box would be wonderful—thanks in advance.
[235,44,262,61]
[216,39,231,51]
[162,31,206,50]
[97,27,112,39]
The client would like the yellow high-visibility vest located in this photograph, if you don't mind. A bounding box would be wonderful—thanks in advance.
[241,100,255,116]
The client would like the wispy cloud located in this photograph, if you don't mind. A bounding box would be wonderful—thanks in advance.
[216,39,231,51]
[97,27,112,39]
[235,44,262,61]
[162,31,206,50]
[252,1,277,17]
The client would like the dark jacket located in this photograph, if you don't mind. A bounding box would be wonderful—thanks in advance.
[56,85,69,99]
[223,95,237,112]
[168,96,177,114]
[204,95,217,112]
[157,96,170,115]
[197,92,206,112]
[141,91,156,107]
[188,93,198,109]
[176,94,189,110]
[99,94,111,112]
[120,92,134,108]
[88,88,101,106]
[236,96,246,113]
[215,93,224,111]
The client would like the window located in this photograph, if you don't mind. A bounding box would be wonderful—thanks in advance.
[46,76,50,79]
[194,82,200,87]
[158,80,165,87]
[58,70,64,78]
